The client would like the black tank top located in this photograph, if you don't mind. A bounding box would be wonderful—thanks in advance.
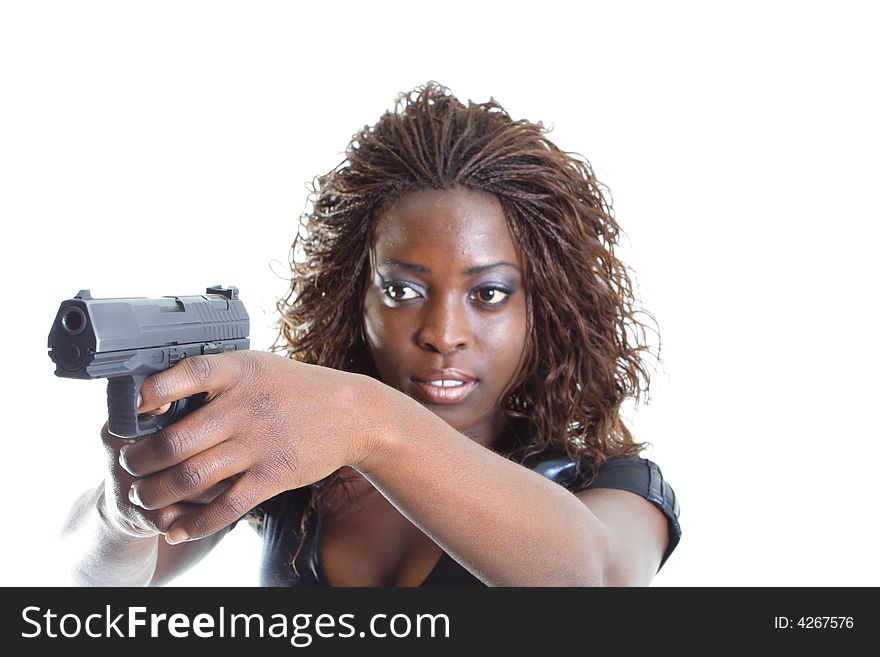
[249,455,681,587]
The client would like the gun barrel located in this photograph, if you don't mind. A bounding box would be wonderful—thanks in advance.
[48,286,250,379]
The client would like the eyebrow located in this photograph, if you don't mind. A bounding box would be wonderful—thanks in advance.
[381,258,522,275]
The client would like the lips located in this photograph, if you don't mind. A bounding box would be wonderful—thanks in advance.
[411,368,478,405]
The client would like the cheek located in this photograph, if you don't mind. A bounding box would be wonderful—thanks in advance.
[500,326,528,373]
[478,305,528,373]
[362,295,404,354]
[362,312,384,352]
[507,297,529,367]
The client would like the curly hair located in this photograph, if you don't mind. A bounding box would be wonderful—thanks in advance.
[267,81,659,573]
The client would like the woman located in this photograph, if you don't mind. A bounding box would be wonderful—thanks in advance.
[61,82,681,586]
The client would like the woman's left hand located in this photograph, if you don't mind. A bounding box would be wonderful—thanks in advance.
[117,350,389,544]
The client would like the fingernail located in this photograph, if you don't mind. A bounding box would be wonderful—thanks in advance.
[136,394,143,411]
[165,527,190,545]
[128,483,143,507]
[119,444,132,472]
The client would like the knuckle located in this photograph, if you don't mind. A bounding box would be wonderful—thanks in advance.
[240,351,262,381]
[153,425,192,462]
[271,447,298,477]
[143,372,173,404]
[248,391,280,421]
[182,355,213,388]
[189,513,212,538]
[172,462,208,494]
[222,490,253,519]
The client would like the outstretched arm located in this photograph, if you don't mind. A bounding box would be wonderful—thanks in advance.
[356,396,669,586]
[119,350,668,586]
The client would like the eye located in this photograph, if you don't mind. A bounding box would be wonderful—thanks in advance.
[471,286,511,305]
[382,282,422,302]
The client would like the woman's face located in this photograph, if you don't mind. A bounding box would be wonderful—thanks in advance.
[363,187,528,448]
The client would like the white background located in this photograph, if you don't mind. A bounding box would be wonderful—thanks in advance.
[1,1,877,587]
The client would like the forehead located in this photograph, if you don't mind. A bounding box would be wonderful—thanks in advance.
[372,187,521,264]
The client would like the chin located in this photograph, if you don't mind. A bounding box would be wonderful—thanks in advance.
[429,404,484,434]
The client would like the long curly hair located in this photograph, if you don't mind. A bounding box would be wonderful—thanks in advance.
[267,81,659,572]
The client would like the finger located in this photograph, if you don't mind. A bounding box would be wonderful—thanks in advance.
[129,441,246,510]
[131,475,235,510]
[151,501,215,534]
[137,353,240,416]
[164,473,263,544]
[187,477,234,505]
[139,401,172,415]
[116,499,204,536]
[119,400,232,476]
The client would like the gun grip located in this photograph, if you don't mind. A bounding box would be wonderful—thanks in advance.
[107,376,208,441]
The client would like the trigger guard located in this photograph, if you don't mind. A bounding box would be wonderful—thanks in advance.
[139,399,183,432]
[138,393,208,433]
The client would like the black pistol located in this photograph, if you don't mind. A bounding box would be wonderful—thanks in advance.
[48,285,250,441]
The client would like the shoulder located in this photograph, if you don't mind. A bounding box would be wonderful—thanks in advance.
[580,456,682,572]
[525,453,682,572]
[581,458,680,524]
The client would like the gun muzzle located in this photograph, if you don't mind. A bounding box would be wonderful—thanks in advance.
[48,285,250,439]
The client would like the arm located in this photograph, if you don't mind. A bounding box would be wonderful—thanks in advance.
[118,351,668,586]
[59,484,228,586]
[356,389,670,586]
[60,484,159,587]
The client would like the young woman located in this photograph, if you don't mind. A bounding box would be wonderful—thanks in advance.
[61,82,681,586]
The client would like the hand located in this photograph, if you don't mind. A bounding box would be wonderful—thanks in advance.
[99,419,230,540]
[117,350,388,544]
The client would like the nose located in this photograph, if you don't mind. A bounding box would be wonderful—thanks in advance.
[416,294,470,354]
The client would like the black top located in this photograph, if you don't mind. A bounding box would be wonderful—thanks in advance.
[249,456,681,587]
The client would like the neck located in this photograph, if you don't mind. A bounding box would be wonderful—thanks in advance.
[462,410,517,453]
